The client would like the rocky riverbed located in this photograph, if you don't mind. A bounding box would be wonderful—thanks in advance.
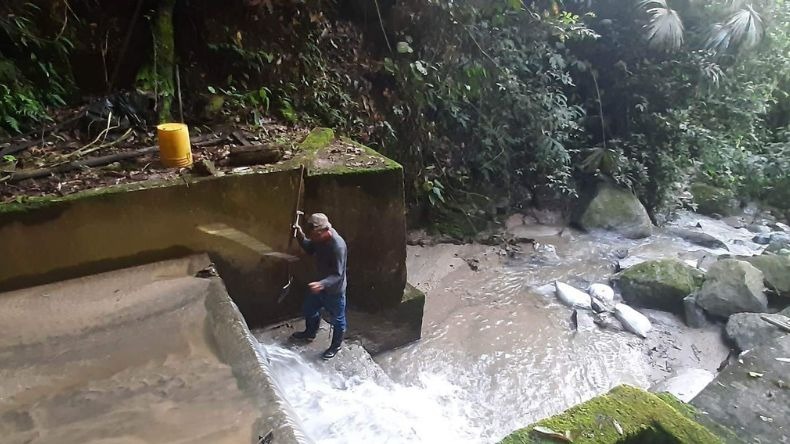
[259,205,790,443]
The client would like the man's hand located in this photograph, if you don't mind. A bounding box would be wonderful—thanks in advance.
[308,282,324,294]
[293,224,305,240]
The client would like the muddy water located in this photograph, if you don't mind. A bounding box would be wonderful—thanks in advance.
[0,259,261,444]
[260,211,764,443]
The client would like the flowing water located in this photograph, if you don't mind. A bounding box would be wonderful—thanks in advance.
[256,211,766,443]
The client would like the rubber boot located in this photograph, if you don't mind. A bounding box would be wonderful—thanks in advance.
[322,329,344,360]
[291,317,319,342]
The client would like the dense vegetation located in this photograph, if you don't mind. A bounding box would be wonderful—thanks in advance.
[1,0,789,225]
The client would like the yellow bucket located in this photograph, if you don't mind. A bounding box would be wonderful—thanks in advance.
[157,123,193,168]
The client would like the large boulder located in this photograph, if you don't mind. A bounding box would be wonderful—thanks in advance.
[690,182,739,216]
[725,312,790,351]
[616,260,704,313]
[742,254,790,298]
[696,259,768,317]
[574,183,653,239]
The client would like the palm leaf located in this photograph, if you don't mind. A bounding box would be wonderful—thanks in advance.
[639,0,685,51]
[706,5,765,53]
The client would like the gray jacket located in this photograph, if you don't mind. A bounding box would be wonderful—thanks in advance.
[299,228,347,294]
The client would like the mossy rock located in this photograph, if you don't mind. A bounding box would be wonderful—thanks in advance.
[616,260,705,313]
[742,254,790,298]
[499,385,723,444]
[574,182,653,239]
[690,183,739,217]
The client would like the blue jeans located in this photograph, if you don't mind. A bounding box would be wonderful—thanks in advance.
[303,290,347,334]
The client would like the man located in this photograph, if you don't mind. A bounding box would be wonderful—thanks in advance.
[291,213,348,359]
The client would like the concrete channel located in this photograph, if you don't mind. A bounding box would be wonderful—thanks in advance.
[0,254,309,444]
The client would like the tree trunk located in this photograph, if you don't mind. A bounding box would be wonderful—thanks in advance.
[136,0,177,123]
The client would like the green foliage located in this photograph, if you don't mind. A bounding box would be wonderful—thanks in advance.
[279,99,298,124]
[282,39,365,131]
[2,0,788,222]
[207,84,271,126]
[558,0,790,217]
[0,1,75,133]
[637,0,778,55]
[639,0,685,51]
[376,1,595,213]
[422,179,446,207]
[207,40,275,74]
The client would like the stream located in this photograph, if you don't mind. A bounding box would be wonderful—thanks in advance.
[255,211,766,443]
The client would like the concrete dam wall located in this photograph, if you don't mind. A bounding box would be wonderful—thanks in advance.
[0,128,416,331]
[0,128,423,442]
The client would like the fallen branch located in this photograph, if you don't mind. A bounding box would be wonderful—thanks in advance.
[66,127,132,159]
[0,111,85,157]
[232,130,252,146]
[227,144,282,166]
[761,315,790,333]
[6,134,224,183]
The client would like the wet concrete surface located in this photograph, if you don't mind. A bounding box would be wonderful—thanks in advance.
[0,255,304,444]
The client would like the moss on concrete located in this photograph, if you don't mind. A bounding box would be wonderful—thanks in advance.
[299,127,335,152]
[396,283,425,337]
[0,127,402,216]
[340,137,401,170]
[0,179,176,216]
[402,282,424,303]
[308,134,402,176]
[0,132,412,331]
[499,385,723,444]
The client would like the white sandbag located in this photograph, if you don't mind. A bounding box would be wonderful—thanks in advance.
[588,283,614,304]
[589,283,615,312]
[614,303,652,338]
[555,281,592,309]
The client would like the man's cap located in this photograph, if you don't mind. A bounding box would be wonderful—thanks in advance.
[307,213,332,231]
